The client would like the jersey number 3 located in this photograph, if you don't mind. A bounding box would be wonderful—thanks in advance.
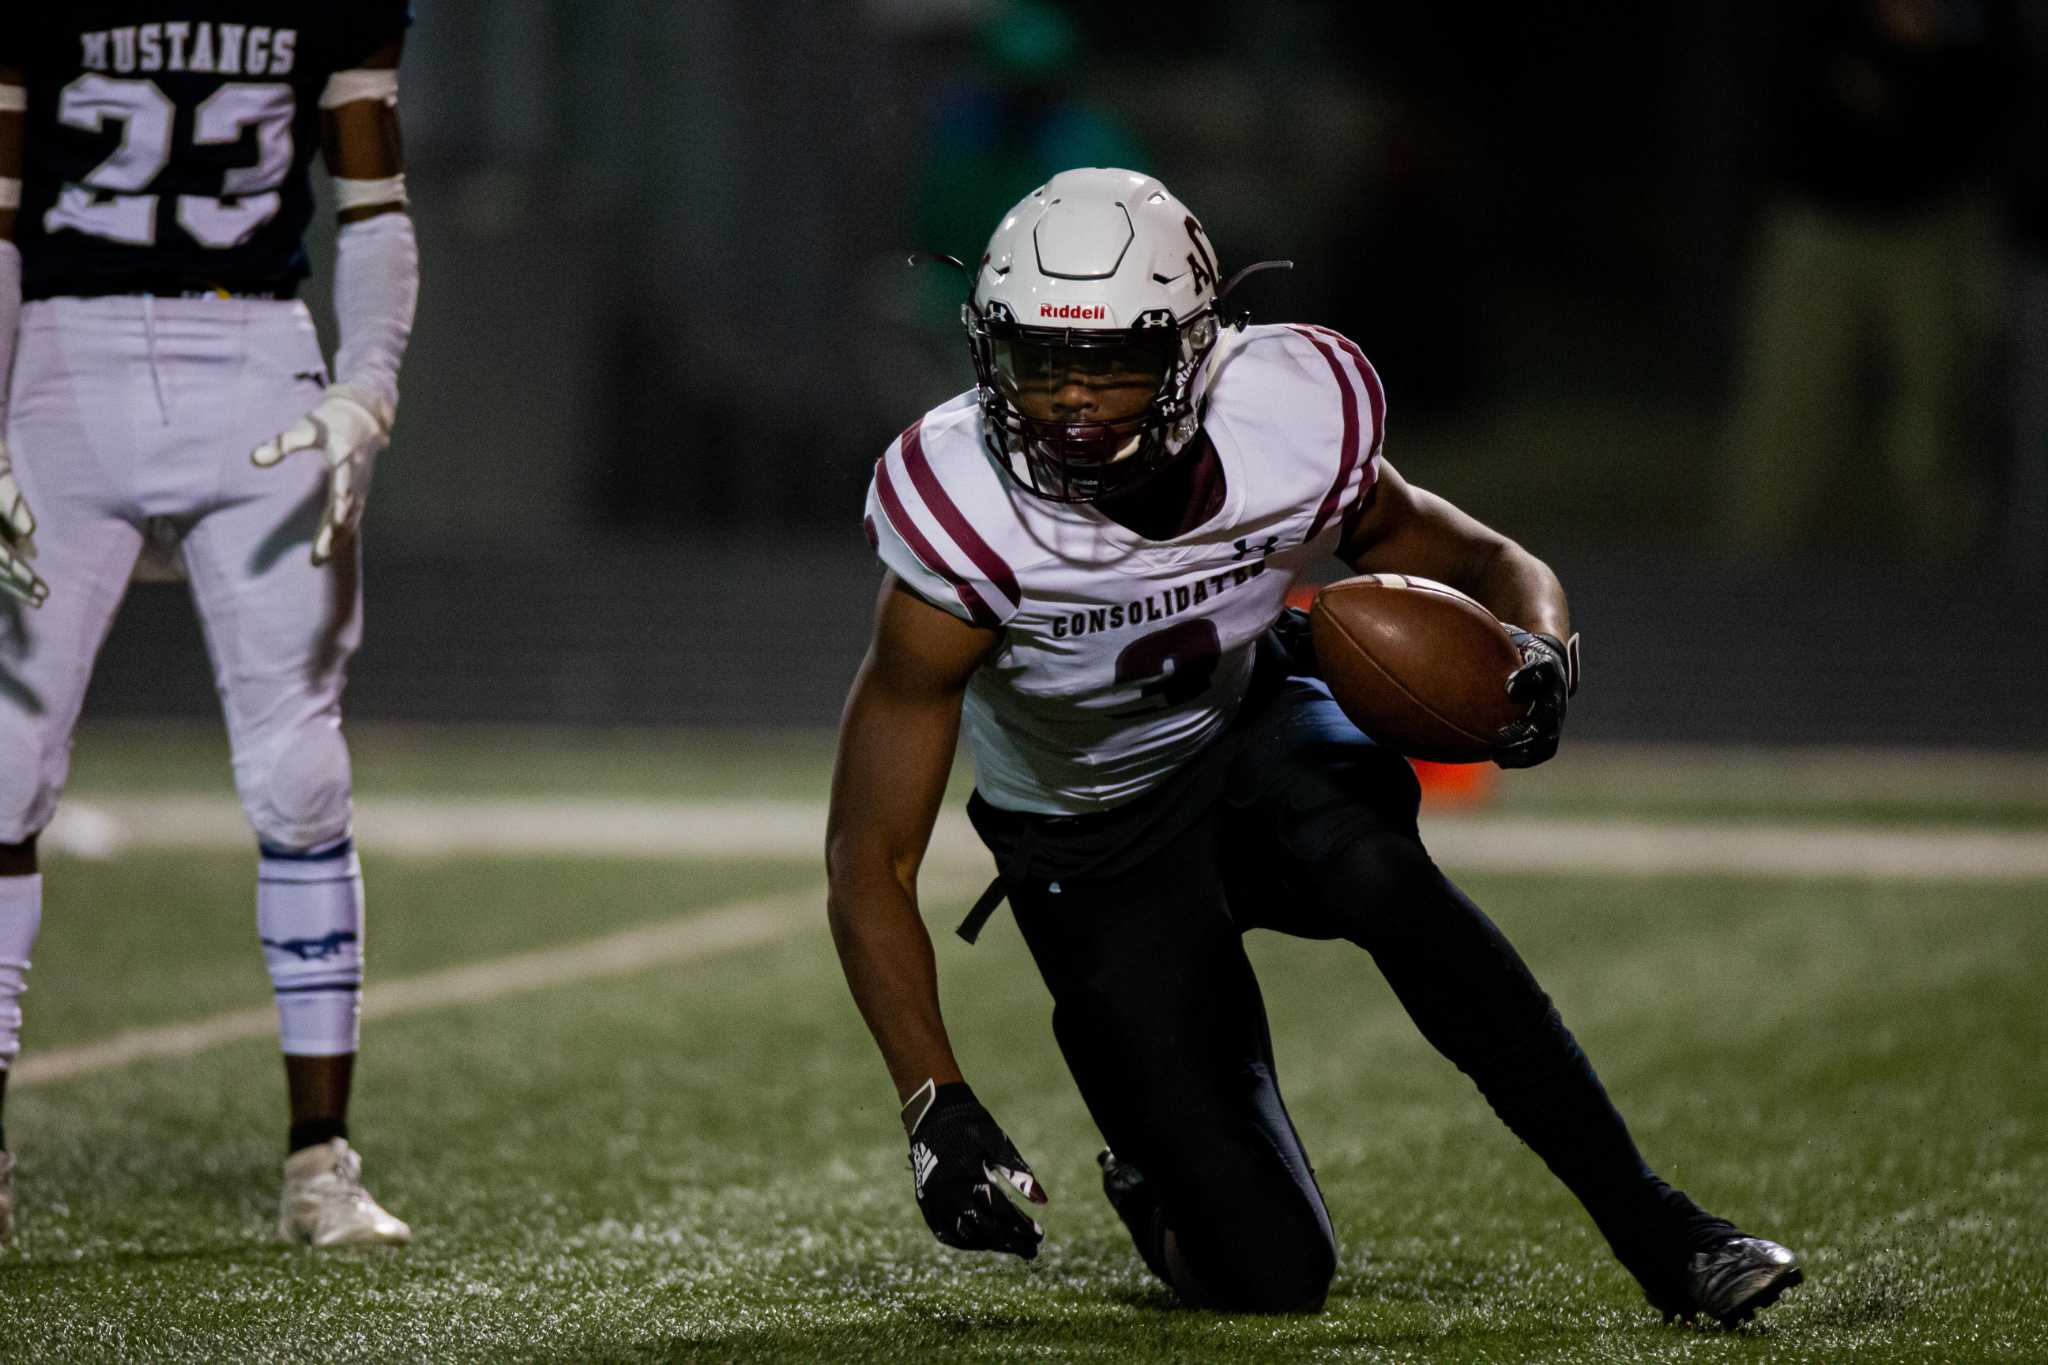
[46,75,295,250]
[1113,619,1222,713]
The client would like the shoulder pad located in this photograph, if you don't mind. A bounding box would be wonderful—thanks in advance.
[865,400,1025,628]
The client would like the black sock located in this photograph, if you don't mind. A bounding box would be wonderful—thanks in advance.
[0,1120,8,1152]
[288,1118,348,1154]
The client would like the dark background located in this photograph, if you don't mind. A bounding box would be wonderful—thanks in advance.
[88,0,2048,747]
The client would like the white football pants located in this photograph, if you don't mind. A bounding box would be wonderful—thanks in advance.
[0,296,361,850]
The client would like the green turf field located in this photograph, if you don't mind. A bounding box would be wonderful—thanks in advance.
[2,727,2044,1362]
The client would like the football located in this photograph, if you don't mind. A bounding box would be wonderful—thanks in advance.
[1308,573,1526,762]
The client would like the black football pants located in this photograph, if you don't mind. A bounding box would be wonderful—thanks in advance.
[994,678,1732,1312]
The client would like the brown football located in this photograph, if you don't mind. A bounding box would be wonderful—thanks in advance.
[1308,573,1525,763]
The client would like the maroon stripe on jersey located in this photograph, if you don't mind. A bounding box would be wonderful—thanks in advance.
[954,581,998,625]
[1307,325,1386,460]
[1293,326,1361,542]
[874,455,1001,629]
[1305,325,1388,539]
[897,419,1021,609]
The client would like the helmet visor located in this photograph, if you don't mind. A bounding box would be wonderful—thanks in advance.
[990,329,1176,430]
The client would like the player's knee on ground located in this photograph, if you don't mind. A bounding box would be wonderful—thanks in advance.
[1175,1197,1337,1313]
[1048,994,1337,1314]
[235,719,354,852]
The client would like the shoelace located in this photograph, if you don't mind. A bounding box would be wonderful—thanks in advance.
[1693,1241,1766,1301]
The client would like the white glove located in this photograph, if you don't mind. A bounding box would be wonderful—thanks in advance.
[250,383,392,566]
[0,438,48,608]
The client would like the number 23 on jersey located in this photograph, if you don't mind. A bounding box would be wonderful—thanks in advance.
[47,74,295,249]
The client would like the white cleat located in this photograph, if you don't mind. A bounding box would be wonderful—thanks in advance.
[0,1149,14,1249]
[278,1138,411,1248]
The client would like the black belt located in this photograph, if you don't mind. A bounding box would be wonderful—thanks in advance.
[959,738,1239,944]
[955,607,1321,944]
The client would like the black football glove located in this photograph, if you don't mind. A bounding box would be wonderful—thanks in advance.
[1265,605,1320,679]
[902,1080,1047,1260]
[1494,629,1580,770]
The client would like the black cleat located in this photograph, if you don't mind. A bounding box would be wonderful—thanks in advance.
[1098,1149,1150,1227]
[1667,1236,1803,1328]
[1098,1149,1174,1286]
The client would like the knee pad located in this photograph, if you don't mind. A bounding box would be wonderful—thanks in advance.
[238,719,354,852]
[0,702,63,843]
[1176,1192,1337,1313]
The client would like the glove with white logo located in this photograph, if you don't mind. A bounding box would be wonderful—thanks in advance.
[0,439,48,608]
[1494,629,1580,770]
[250,383,392,566]
[903,1079,1047,1260]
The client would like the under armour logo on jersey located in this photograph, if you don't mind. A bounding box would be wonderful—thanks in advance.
[1233,535,1278,560]
[910,1143,939,1201]
[262,930,359,962]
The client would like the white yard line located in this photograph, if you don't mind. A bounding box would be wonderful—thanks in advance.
[43,795,2048,881]
[1421,817,2048,882]
[9,887,822,1089]
[43,798,845,863]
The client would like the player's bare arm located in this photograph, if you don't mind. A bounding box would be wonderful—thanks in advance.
[827,575,1049,1259]
[0,64,19,240]
[826,574,995,1103]
[0,62,46,610]
[321,41,405,222]
[250,37,419,567]
[1339,461,1579,767]
[1339,460,1569,641]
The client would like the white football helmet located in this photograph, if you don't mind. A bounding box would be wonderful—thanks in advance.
[962,168,1235,503]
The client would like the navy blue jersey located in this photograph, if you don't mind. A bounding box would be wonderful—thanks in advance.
[6,3,412,300]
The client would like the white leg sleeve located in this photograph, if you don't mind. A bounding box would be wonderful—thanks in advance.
[331,214,419,417]
[257,839,364,1057]
[0,875,42,1070]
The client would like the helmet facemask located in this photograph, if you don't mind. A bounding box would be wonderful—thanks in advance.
[968,301,1221,504]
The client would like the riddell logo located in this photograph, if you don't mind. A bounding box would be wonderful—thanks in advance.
[1039,303,1106,320]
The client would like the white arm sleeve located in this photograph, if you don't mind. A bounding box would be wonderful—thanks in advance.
[331,212,419,420]
[0,240,19,432]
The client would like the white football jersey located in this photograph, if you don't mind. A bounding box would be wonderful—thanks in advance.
[866,323,1386,815]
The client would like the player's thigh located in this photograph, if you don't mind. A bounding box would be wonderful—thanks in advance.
[1007,828,1335,1300]
[0,333,149,840]
[1010,843,1252,1142]
[1220,677,1429,937]
[177,300,360,707]
[177,333,360,850]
